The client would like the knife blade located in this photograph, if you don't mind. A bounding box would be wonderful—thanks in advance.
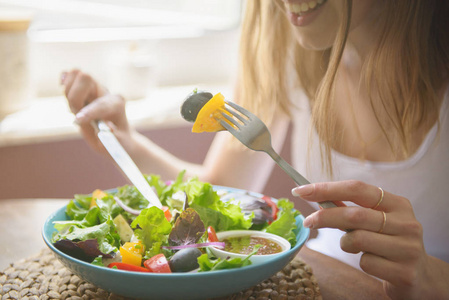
[92,120,162,208]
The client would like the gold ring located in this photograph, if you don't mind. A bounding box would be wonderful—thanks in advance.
[372,187,384,210]
[378,211,387,234]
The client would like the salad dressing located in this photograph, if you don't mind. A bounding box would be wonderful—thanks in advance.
[223,236,283,255]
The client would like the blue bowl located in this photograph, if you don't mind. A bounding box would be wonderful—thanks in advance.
[42,187,309,300]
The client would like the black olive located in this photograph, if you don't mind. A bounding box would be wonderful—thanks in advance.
[168,248,202,272]
[180,91,213,122]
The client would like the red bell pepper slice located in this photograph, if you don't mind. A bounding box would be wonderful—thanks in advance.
[207,226,219,243]
[162,206,172,222]
[144,253,171,273]
[262,195,279,223]
[108,262,150,273]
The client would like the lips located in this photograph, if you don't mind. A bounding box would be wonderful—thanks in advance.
[283,0,328,27]
[284,0,327,16]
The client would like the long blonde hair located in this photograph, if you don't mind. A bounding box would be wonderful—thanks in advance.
[236,0,449,174]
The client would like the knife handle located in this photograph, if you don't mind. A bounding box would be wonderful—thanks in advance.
[91,120,110,133]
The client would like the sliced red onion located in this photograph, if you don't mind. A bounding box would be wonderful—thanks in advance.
[162,242,225,250]
[114,196,141,215]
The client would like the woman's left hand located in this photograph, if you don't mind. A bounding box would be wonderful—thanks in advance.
[292,180,449,300]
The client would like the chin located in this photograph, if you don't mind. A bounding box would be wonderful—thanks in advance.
[292,30,336,51]
[283,0,342,51]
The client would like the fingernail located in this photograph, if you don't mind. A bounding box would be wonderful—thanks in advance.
[75,111,87,123]
[291,184,313,197]
[303,216,312,228]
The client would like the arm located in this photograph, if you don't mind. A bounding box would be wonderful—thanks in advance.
[61,69,291,191]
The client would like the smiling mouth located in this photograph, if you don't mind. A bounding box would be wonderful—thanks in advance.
[285,0,327,16]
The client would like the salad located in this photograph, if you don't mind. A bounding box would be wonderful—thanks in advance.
[51,171,300,273]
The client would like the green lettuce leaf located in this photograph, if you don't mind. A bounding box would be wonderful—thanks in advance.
[66,196,90,221]
[264,199,300,246]
[185,178,253,231]
[96,197,122,222]
[131,206,172,257]
[197,253,252,271]
[52,217,119,255]
[53,194,122,260]
[197,245,260,272]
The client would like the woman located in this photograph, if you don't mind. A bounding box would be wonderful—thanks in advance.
[62,0,449,299]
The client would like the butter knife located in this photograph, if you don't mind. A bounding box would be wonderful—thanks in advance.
[92,120,162,208]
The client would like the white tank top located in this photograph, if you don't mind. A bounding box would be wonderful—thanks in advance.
[291,87,449,270]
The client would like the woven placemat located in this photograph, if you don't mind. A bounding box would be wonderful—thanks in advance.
[0,248,321,300]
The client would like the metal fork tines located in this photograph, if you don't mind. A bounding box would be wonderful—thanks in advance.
[218,101,336,209]
[219,101,271,152]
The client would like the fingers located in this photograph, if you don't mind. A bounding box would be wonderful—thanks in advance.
[293,180,429,296]
[60,69,131,158]
[304,206,393,233]
[60,69,125,126]
[61,69,103,114]
[359,252,419,288]
[292,180,401,212]
[303,203,418,236]
[75,94,126,125]
[340,230,424,261]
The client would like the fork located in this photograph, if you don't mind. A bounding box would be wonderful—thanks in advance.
[219,101,337,209]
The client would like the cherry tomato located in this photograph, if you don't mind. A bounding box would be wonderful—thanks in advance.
[207,226,219,242]
[108,262,150,273]
[262,195,279,223]
[162,206,172,222]
[144,253,171,273]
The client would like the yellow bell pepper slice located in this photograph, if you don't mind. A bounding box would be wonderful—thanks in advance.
[90,189,108,208]
[192,93,232,133]
[120,242,145,266]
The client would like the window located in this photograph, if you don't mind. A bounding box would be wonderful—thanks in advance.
[0,0,243,98]
[0,0,242,31]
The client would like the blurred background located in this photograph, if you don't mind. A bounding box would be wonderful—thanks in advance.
[0,0,293,201]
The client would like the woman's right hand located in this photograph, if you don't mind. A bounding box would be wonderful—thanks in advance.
[61,69,132,155]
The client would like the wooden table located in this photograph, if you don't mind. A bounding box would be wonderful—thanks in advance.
[0,198,388,299]
[0,198,68,270]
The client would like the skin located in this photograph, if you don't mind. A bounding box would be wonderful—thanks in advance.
[62,0,449,298]
[62,69,290,193]
[293,181,449,299]
[286,0,379,52]
[285,0,449,298]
